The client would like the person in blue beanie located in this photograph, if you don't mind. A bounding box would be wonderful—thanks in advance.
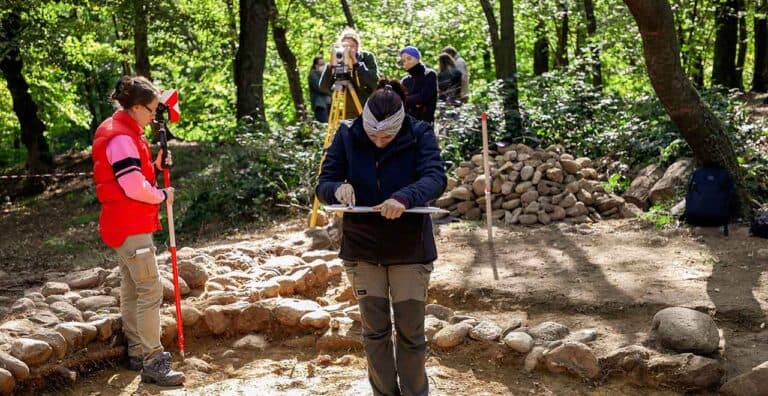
[400,46,438,124]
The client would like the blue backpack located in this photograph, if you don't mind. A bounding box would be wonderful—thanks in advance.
[682,167,735,236]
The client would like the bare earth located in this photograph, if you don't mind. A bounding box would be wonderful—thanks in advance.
[23,218,765,396]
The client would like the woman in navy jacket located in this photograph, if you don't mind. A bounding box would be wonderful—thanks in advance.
[316,80,446,396]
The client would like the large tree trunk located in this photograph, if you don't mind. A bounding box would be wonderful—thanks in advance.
[555,0,569,68]
[340,0,355,28]
[133,0,151,79]
[0,8,53,174]
[269,0,306,120]
[480,0,521,137]
[583,0,602,90]
[533,19,549,76]
[623,0,748,214]
[711,0,740,88]
[235,0,269,124]
[753,0,768,91]
[735,0,747,90]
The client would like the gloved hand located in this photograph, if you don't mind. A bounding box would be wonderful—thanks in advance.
[374,198,405,220]
[334,183,355,207]
[154,149,172,170]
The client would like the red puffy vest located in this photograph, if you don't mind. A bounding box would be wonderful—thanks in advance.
[92,111,161,248]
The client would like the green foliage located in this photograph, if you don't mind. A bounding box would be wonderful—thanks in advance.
[602,173,630,194]
[173,120,324,236]
[640,204,675,230]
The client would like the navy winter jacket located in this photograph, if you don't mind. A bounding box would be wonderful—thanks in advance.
[315,115,447,265]
[401,63,438,123]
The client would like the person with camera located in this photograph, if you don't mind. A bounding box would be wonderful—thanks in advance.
[316,79,447,396]
[92,76,185,387]
[319,27,380,119]
[400,46,438,124]
[309,56,331,122]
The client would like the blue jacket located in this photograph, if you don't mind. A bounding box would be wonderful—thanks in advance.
[316,115,447,265]
[401,63,438,123]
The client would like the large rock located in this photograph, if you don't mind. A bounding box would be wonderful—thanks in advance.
[50,301,84,322]
[449,186,473,201]
[649,159,693,204]
[203,306,230,335]
[11,338,53,367]
[11,298,35,313]
[433,322,472,348]
[64,267,107,289]
[623,164,665,209]
[528,321,569,342]
[560,159,582,174]
[651,307,720,354]
[543,341,600,380]
[178,259,209,289]
[720,360,768,396]
[0,319,37,337]
[274,299,322,327]
[76,296,117,312]
[27,331,67,360]
[0,351,29,381]
[503,331,534,353]
[181,305,203,327]
[234,303,271,333]
[41,282,70,297]
[305,228,332,251]
[425,316,448,341]
[301,250,337,263]
[300,310,331,329]
[425,304,454,321]
[469,321,502,342]
[161,276,191,301]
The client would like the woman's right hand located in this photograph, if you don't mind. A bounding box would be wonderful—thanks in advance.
[334,183,355,207]
[163,187,175,205]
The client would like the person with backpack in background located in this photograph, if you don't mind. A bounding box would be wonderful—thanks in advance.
[437,53,463,105]
[400,45,438,124]
[92,76,185,386]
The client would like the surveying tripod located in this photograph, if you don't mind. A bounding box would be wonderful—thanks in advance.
[308,78,363,228]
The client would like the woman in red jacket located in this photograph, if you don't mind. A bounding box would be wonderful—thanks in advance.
[92,76,184,386]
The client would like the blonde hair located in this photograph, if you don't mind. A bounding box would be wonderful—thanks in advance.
[338,27,361,48]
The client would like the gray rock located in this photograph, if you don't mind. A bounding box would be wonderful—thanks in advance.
[433,322,472,348]
[565,328,599,344]
[75,296,117,312]
[425,316,448,342]
[233,334,268,351]
[543,341,600,379]
[503,331,534,353]
[720,360,768,396]
[183,357,213,373]
[274,298,322,327]
[0,319,37,336]
[425,304,454,321]
[468,321,502,342]
[50,301,84,322]
[11,298,35,313]
[28,310,60,327]
[305,228,332,250]
[178,259,209,289]
[11,338,53,367]
[528,321,569,342]
[64,267,106,289]
[41,282,70,297]
[651,307,720,354]
[449,315,478,326]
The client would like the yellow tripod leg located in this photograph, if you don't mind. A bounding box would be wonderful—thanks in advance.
[309,89,344,227]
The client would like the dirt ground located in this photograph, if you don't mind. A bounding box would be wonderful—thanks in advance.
[6,218,760,396]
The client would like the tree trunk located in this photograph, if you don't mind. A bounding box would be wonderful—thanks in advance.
[133,0,151,79]
[269,0,306,120]
[235,0,269,124]
[479,0,501,74]
[340,0,355,28]
[712,0,740,88]
[735,0,747,89]
[753,0,768,91]
[555,0,569,68]
[623,0,749,214]
[0,8,53,174]
[533,19,549,76]
[583,0,603,90]
[112,15,131,75]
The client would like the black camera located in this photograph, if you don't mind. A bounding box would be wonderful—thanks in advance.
[331,45,351,79]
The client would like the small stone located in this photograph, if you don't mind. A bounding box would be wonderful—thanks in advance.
[183,357,213,373]
[565,329,598,344]
[41,282,70,297]
[0,368,14,395]
[50,301,84,322]
[425,304,454,321]
[75,296,117,312]
[524,346,546,372]
[274,299,322,326]
[233,334,268,351]
[469,321,502,342]
[178,259,209,288]
[0,351,29,381]
[652,307,720,354]
[301,250,337,262]
[64,267,106,289]
[300,310,331,329]
[317,318,363,351]
[529,321,569,342]
[181,305,202,327]
[11,298,35,313]
[27,331,67,360]
[433,323,472,348]
[543,342,600,379]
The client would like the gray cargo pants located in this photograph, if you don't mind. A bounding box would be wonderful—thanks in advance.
[344,261,432,396]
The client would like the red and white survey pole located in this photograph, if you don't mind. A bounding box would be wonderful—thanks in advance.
[156,89,185,359]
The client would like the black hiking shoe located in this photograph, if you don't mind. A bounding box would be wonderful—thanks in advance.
[127,355,143,371]
[141,352,185,386]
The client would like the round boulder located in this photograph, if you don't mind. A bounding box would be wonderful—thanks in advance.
[651,307,720,354]
[11,338,53,367]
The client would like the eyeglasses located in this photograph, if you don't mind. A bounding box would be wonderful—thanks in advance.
[142,104,157,115]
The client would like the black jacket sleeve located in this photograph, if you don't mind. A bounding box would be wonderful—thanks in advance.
[315,126,348,205]
[391,124,447,207]
[405,70,437,108]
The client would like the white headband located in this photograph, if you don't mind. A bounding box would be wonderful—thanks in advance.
[362,102,405,137]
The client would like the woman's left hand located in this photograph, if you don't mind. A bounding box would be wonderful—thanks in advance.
[373,199,406,220]
[154,149,172,170]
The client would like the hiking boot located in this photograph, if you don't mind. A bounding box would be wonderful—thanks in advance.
[141,352,185,386]
[127,355,143,371]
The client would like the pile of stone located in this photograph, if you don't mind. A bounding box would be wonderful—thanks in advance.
[435,144,643,225]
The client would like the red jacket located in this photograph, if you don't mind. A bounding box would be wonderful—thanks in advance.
[92,110,161,248]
